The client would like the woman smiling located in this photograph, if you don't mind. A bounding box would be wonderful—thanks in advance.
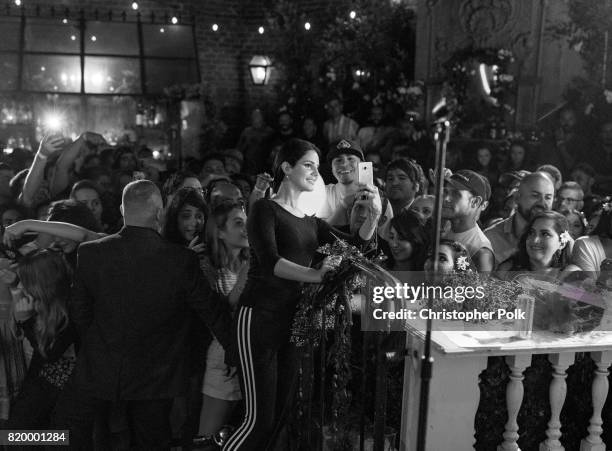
[512,211,572,274]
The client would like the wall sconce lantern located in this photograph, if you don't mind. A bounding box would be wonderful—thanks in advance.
[249,55,272,85]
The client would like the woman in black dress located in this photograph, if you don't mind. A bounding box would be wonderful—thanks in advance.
[223,138,381,451]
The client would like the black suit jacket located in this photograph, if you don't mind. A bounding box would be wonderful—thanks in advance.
[70,225,233,400]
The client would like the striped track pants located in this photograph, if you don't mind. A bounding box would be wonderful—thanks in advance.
[223,306,297,451]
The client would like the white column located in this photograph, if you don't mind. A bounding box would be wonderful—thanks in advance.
[539,353,575,451]
[400,346,487,451]
[497,354,532,451]
[580,351,612,451]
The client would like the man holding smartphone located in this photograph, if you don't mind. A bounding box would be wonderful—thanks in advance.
[317,139,392,237]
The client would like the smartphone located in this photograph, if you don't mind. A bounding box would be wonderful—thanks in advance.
[358,162,374,186]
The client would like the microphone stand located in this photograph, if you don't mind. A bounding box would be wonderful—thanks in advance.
[416,119,450,451]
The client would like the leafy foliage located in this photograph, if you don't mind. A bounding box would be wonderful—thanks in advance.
[266,0,416,122]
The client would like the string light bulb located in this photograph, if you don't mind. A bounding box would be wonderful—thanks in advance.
[70,35,76,41]
[160,27,165,33]
[91,35,97,42]
[62,18,68,24]
[212,23,219,31]
[258,26,264,34]
[131,2,138,10]
[14,0,21,6]
[304,22,311,30]
[349,10,357,19]
[171,16,178,24]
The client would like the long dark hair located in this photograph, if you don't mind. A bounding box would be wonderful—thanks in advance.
[204,200,249,270]
[389,209,430,270]
[13,249,72,358]
[514,211,570,270]
[163,187,208,245]
[272,138,321,192]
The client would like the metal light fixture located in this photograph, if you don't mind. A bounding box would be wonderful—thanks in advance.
[249,55,272,85]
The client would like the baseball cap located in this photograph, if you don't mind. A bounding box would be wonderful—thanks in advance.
[326,139,364,162]
[445,169,491,201]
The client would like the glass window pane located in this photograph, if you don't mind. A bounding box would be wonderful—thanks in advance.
[86,96,137,143]
[144,59,198,93]
[23,55,81,92]
[0,54,19,90]
[25,18,80,53]
[84,22,139,55]
[142,24,195,57]
[0,17,21,50]
[85,56,141,94]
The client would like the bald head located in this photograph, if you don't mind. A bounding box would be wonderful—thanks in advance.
[515,172,554,221]
[519,172,554,194]
[121,180,163,227]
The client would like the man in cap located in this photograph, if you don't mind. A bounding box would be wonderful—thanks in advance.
[442,169,494,271]
[318,139,393,235]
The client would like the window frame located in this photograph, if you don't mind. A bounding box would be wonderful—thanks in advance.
[0,12,200,97]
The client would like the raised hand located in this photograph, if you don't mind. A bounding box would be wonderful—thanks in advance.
[38,134,65,157]
[254,173,273,191]
[188,236,206,255]
[428,167,452,186]
[3,221,28,248]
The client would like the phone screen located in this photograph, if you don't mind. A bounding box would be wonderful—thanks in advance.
[358,162,374,186]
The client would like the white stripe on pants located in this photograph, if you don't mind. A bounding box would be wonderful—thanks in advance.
[223,306,256,450]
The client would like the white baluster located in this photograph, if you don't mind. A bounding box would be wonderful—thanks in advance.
[580,351,612,451]
[540,353,575,451]
[498,354,532,451]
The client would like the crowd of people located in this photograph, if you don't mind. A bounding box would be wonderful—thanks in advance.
[0,95,611,450]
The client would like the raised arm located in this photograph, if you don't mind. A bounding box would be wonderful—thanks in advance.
[50,132,106,197]
[248,173,273,215]
[20,135,64,208]
[4,219,104,248]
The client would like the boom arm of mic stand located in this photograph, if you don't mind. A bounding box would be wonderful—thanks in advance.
[416,121,450,451]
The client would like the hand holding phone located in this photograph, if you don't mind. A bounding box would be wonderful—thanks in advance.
[358,162,374,187]
[39,134,66,157]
